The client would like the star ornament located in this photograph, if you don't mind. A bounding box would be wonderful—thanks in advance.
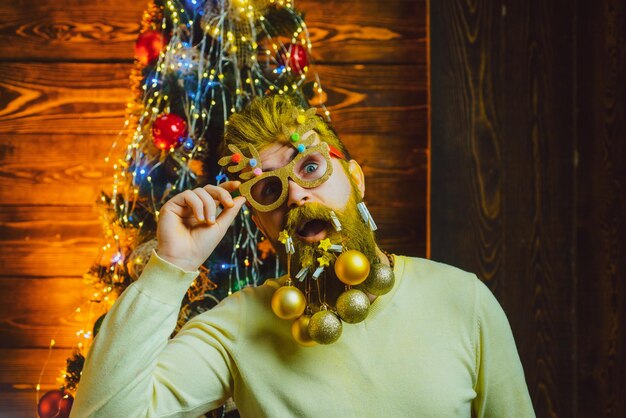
[278,230,290,244]
[317,254,331,267]
[318,238,332,251]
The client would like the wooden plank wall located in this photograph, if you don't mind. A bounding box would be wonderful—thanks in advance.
[431,0,625,417]
[0,0,428,416]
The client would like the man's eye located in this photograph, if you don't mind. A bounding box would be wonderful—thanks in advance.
[303,162,318,174]
[262,183,280,196]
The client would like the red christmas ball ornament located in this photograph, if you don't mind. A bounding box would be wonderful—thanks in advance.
[135,30,166,66]
[152,114,188,150]
[278,43,309,75]
[38,390,74,418]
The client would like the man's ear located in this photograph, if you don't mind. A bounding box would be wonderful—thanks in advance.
[348,160,365,199]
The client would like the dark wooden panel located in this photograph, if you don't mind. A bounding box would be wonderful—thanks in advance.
[0,0,425,64]
[576,0,626,416]
[0,62,427,136]
[498,3,576,416]
[374,205,426,257]
[0,277,94,348]
[430,1,575,417]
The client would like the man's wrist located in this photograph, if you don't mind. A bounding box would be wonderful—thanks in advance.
[155,251,200,273]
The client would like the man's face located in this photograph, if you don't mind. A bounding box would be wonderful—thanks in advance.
[249,132,364,250]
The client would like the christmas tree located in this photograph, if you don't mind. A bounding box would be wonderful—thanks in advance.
[36,0,329,416]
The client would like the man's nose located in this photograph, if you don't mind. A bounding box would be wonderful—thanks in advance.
[286,179,312,208]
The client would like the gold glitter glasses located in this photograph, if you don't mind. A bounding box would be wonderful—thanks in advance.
[239,142,334,212]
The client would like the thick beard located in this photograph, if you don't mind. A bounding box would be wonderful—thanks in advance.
[281,193,378,278]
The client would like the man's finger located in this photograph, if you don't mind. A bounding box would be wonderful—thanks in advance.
[215,196,246,227]
[218,180,241,192]
[193,188,218,224]
[204,185,235,208]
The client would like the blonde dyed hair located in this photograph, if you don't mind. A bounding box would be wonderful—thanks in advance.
[222,95,352,175]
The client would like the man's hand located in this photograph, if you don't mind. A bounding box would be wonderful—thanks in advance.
[156,181,246,271]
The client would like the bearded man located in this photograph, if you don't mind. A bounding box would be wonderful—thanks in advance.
[71,96,535,417]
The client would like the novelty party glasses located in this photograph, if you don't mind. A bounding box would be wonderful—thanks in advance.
[239,143,334,212]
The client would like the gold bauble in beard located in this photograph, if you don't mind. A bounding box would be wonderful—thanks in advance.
[291,315,317,347]
[308,310,342,344]
[271,283,306,320]
[336,289,370,324]
[334,250,370,286]
[360,263,395,296]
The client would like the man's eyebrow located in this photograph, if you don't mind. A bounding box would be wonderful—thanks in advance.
[263,148,298,172]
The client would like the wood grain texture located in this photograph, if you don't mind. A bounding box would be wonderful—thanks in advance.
[0,205,427,346]
[576,0,626,416]
[0,201,426,279]
[0,391,40,418]
[0,277,94,348]
[0,62,426,135]
[432,0,626,417]
[430,0,576,417]
[0,206,101,277]
[0,59,428,270]
[303,0,426,64]
[0,208,425,345]
[0,348,73,388]
[0,0,428,415]
[0,0,144,62]
[0,135,114,205]
[0,132,426,205]
[0,0,426,64]
[0,62,132,135]
[499,3,577,416]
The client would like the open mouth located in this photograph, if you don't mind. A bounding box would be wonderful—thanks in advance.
[296,219,329,242]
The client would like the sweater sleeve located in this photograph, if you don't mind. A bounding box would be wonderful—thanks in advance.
[70,250,239,418]
[471,279,535,418]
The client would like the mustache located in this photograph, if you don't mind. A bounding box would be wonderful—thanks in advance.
[284,203,334,233]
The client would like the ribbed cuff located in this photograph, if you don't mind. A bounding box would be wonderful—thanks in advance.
[134,249,200,306]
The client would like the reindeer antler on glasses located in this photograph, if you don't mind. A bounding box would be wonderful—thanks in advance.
[218,143,264,180]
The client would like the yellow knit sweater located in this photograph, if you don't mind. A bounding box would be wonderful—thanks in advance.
[71,250,535,417]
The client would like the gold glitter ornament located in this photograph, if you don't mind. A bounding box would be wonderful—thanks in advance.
[334,250,371,286]
[291,315,317,347]
[308,310,343,344]
[336,289,370,324]
[271,282,306,320]
[360,263,395,296]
